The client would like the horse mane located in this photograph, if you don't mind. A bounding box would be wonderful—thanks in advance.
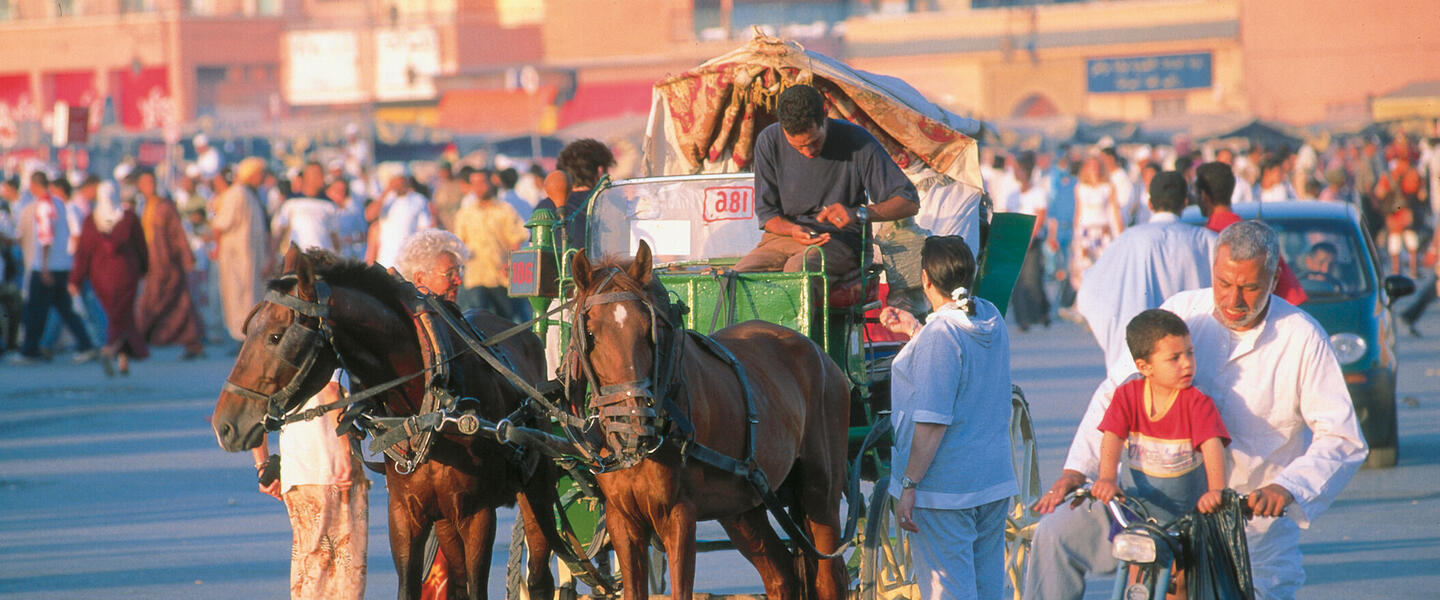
[267,249,414,319]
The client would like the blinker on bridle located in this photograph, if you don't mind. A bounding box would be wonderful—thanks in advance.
[221,278,335,431]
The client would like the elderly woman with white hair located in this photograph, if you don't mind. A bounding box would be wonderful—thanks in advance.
[394,228,470,303]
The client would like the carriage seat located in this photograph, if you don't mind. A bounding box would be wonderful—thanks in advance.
[826,272,879,309]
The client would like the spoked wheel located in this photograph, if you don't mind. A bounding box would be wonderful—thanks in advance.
[507,475,619,600]
[857,478,918,600]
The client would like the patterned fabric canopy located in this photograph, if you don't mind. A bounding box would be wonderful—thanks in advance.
[645,35,983,191]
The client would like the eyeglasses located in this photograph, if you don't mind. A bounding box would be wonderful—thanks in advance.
[436,265,464,281]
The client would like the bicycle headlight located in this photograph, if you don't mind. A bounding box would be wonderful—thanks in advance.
[1112,532,1157,563]
[1328,333,1367,366]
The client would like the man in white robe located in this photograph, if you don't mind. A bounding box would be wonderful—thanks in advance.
[1075,171,1216,382]
[1024,221,1368,600]
[209,158,269,343]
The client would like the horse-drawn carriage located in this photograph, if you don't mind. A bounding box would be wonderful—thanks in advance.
[211,35,1045,599]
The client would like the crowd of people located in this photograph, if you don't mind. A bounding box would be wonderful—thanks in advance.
[987,131,1440,336]
[0,133,602,375]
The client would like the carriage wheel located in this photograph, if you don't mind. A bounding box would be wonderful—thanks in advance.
[507,509,592,600]
[857,478,918,600]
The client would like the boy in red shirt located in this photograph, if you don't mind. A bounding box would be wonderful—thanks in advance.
[1092,308,1230,520]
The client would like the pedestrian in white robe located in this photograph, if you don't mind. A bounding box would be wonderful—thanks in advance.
[1075,171,1216,382]
[1024,221,1367,600]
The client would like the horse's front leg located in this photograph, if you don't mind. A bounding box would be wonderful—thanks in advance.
[607,507,653,600]
[662,500,698,600]
[453,506,497,600]
[387,482,431,600]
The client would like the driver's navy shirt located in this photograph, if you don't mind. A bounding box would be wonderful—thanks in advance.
[753,118,917,251]
[535,189,593,248]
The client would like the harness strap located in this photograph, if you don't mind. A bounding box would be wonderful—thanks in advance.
[707,268,739,334]
[279,361,438,426]
[366,411,446,456]
[263,287,330,318]
[477,298,575,348]
[423,294,586,429]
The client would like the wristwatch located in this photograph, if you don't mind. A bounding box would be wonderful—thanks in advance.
[900,475,920,490]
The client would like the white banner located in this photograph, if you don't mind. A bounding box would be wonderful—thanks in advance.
[286,30,365,105]
[374,28,441,102]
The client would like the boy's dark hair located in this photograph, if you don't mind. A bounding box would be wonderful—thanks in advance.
[921,235,978,316]
[776,84,827,134]
[1194,162,1236,206]
[457,165,477,181]
[50,177,72,197]
[557,138,615,189]
[499,167,519,189]
[1126,308,1190,362]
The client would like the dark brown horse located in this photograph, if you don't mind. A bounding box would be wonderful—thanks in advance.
[210,248,557,600]
[570,242,851,600]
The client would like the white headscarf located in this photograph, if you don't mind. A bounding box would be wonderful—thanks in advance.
[93,181,124,234]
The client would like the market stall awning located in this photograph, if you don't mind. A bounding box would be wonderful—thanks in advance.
[1202,118,1305,149]
[1372,80,1440,122]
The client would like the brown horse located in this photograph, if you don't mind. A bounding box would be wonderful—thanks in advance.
[210,248,557,600]
[570,241,852,600]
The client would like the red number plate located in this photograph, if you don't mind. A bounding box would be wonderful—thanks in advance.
[702,186,754,223]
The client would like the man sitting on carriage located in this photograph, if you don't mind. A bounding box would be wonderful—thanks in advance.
[734,84,920,282]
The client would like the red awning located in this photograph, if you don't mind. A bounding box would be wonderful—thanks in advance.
[557,80,654,129]
[46,70,104,132]
[109,66,170,131]
[47,70,99,106]
[0,73,38,149]
[436,86,557,135]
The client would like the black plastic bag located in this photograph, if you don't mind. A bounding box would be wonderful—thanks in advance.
[1178,489,1255,600]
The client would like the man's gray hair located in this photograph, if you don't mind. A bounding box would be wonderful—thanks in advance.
[1216,220,1281,276]
[394,229,470,281]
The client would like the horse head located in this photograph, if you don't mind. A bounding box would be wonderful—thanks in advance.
[571,241,682,464]
[212,246,342,452]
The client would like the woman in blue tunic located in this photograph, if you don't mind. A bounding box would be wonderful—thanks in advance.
[880,235,1019,599]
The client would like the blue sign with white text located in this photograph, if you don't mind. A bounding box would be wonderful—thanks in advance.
[1086,52,1212,94]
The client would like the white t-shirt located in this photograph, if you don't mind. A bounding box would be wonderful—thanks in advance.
[273,196,338,252]
[375,191,434,267]
[279,371,359,491]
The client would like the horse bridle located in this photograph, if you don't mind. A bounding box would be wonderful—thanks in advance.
[221,278,336,431]
[573,269,687,470]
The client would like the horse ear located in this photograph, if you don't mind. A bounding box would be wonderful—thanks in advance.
[571,248,592,291]
[281,245,303,274]
[294,251,317,300]
[628,240,652,285]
